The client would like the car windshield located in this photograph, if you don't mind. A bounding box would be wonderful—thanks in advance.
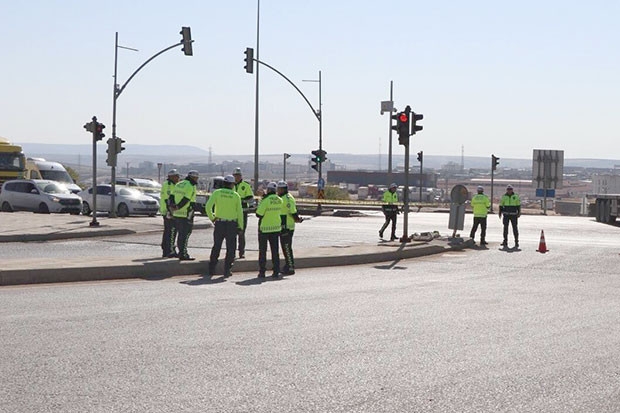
[118,188,142,197]
[37,182,70,194]
[39,170,73,184]
[133,179,161,189]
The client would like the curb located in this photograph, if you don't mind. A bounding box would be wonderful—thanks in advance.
[0,241,455,286]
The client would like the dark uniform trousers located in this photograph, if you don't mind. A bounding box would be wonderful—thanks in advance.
[237,210,249,255]
[380,205,398,239]
[502,215,519,244]
[259,231,280,274]
[280,230,295,272]
[161,216,177,256]
[469,217,487,242]
[175,216,193,258]
[209,220,238,274]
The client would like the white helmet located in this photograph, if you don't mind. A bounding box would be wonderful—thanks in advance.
[389,183,397,189]
[267,182,277,192]
[224,175,235,183]
[188,170,199,178]
[477,186,484,193]
[233,167,242,175]
[277,180,288,188]
[167,169,179,177]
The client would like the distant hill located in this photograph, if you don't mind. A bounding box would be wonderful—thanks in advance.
[16,143,620,170]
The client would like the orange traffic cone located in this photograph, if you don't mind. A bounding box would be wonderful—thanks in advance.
[536,230,548,253]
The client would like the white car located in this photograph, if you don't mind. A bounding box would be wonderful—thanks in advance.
[113,177,162,202]
[78,184,159,217]
[0,179,82,214]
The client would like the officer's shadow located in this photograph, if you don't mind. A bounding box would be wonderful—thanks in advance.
[236,276,284,286]
[180,274,227,286]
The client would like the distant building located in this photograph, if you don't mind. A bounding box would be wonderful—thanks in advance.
[326,170,438,188]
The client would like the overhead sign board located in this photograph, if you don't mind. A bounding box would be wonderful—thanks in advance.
[535,188,556,198]
[532,149,563,189]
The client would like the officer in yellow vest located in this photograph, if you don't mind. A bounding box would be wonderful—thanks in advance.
[172,170,199,261]
[256,182,284,278]
[277,180,303,275]
[232,167,255,259]
[160,169,180,258]
[206,175,244,277]
[469,185,491,245]
[379,183,399,241]
[499,184,521,248]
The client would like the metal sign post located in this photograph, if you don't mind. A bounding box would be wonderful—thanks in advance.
[533,149,564,215]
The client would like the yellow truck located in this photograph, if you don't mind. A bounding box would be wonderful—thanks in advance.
[0,137,26,188]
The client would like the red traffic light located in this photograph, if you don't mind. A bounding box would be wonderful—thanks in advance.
[399,113,408,122]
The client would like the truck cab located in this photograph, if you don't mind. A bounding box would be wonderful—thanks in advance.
[0,137,26,188]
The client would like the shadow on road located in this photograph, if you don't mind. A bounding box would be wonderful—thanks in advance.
[180,274,226,286]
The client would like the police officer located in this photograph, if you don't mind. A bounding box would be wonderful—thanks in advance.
[469,185,491,245]
[160,169,181,258]
[206,175,243,278]
[172,170,199,261]
[277,180,303,275]
[379,183,399,241]
[232,167,254,259]
[499,184,521,248]
[256,182,284,278]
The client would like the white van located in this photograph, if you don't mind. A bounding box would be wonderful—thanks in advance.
[25,158,81,193]
[0,179,82,214]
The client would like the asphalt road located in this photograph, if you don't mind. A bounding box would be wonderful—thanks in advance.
[2,214,620,412]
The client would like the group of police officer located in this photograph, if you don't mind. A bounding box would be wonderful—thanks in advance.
[469,184,522,248]
[380,183,522,248]
[159,168,302,278]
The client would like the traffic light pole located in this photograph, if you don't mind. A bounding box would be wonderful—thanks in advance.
[490,165,495,213]
[401,142,411,242]
[388,81,393,177]
[111,30,193,217]
[249,57,322,190]
[89,116,100,227]
[419,154,423,205]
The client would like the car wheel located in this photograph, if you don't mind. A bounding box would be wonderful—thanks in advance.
[38,203,50,214]
[117,203,129,217]
[1,201,13,212]
[82,201,92,216]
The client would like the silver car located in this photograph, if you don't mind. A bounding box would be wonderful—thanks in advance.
[0,179,82,214]
[78,184,159,217]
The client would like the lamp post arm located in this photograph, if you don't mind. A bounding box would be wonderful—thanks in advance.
[255,59,320,122]
[115,42,187,99]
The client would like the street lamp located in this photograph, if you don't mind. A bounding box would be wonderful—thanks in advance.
[283,153,291,181]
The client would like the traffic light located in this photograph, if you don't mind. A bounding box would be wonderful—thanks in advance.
[84,121,95,134]
[244,47,254,74]
[492,154,500,171]
[310,149,327,172]
[411,112,423,134]
[180,26,193,56]
[106,138,117,167]
[96,122,105,141]
[417,151,423,162]
[115,137,126,155]
[396,111,410,145]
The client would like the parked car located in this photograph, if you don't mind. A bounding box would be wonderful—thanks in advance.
[78,184,159,217]
[0,179,82,214]
[113,177,161,202]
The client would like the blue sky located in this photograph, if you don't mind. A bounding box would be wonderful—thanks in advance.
[1,1,618,160]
